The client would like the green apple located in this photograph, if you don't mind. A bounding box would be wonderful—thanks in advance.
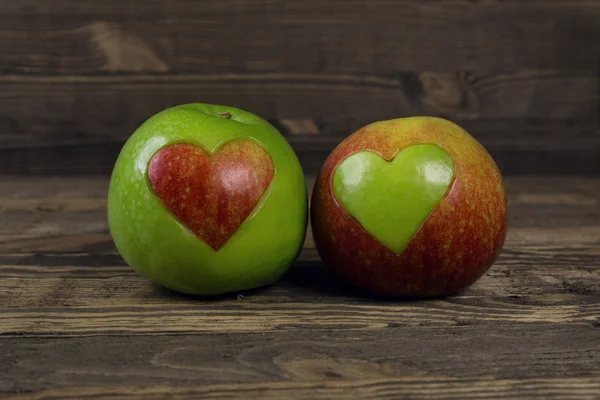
[108,104,307,295]
[311,117,508,298]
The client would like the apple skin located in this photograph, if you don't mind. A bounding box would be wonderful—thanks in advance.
[108,104,307,295]
[311,117,508,298]
[148,141,275,251]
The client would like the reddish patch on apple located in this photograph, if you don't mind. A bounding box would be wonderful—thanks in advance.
[148,141,274,250]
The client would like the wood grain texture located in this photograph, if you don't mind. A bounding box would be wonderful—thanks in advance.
[3,122,600,176]
[0,72,598,175]
[4,378,600,400]
[0,259,599,336]
[3,70,599,133]
[0,0,598,73]
[0,175,599,397]
[1,327,599,396]
[0,176,598,336]
[0,72,596,142]
[0,0,599,178]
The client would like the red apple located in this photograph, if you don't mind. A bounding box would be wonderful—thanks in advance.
[311,117,508,297]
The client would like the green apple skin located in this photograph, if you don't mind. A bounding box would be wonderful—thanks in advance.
[311,117,508,298]
[108,104,307,295]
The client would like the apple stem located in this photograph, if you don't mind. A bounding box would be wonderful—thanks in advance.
[218,112,233,119]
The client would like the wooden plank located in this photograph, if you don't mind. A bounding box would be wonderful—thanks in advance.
[0,73,413,144]
[0,73,598,175]
[0,176,598,337]
[4,378,600,400]
[0,1,599,73]
[0,73,596,144]
[3,134,600,176]
[0,256,599,337]
[1,327,599,397]
[0,176,599,398]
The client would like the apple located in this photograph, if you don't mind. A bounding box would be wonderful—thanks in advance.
[311,117,508,297]
[108,104,307,295]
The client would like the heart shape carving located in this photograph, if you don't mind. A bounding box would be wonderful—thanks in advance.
[148,141,275,251]
[333,144,455,254]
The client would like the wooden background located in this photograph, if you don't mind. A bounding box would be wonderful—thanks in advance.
[0,0,599,176]
[1,2,600,399]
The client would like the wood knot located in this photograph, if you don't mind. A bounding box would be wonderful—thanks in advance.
[417,72,477,117]
[88,21,170,72]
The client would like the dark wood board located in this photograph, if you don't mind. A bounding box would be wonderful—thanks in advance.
[3,121,600,176]
[0,175,599,398]
[1,72,595,145]
[1,0,599,74]
[2,327,600,399]
[0,71,598,175]
[1,1,599,176]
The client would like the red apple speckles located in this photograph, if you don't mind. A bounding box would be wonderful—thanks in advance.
[311,117,508,297]
[148,141,274,250]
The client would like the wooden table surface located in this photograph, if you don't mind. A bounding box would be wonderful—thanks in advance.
[1,175,599,399]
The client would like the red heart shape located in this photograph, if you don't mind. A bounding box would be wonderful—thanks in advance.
[148,141,275,250]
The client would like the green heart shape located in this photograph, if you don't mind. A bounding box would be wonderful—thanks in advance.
[333,144,455,254]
